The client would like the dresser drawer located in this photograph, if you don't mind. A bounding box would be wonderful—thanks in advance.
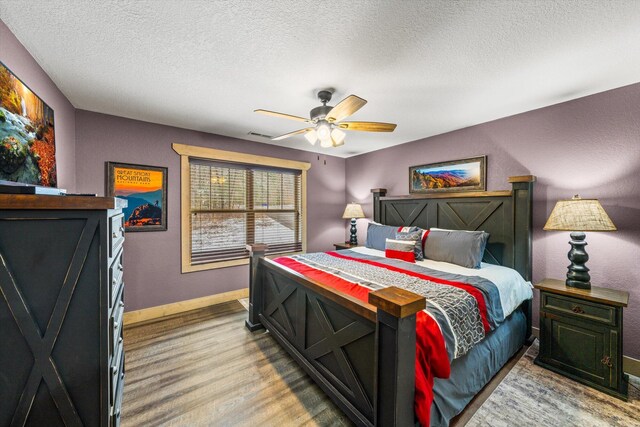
[541,293,616,326]
[109,213,125,258]
[109,248,124,311]
[110,292,124,357]
[110,338,125,406]
[111,360,124,427]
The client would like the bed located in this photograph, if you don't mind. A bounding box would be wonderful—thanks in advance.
[245,175,535,426]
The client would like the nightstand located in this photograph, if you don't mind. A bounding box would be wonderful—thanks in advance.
[334,242,357,250]
[534,278,629,400]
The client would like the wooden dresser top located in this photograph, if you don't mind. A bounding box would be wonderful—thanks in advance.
[0,194,127,210]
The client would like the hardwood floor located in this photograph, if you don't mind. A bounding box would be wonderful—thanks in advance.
[122,300,523,426]
[122,300,351,426]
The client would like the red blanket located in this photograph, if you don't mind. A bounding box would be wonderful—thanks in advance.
[274,254,452,426]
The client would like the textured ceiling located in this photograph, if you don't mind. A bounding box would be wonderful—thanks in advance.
[2,1,640,157]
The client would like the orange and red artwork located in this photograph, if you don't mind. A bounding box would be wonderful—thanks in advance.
[106,162,167,231]
[0,62,57,187]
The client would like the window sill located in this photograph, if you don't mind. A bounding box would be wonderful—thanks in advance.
[182,257,249,273]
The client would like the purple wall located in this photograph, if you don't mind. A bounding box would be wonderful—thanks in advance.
[0,19,76,191]
[74,110,346,311]
[345,83,640,358]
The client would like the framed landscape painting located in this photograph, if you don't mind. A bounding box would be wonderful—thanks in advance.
[106,162,168,231]
[0,61,57,187]
[409,156,486,194]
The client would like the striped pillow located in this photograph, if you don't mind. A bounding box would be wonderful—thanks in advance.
[385,238,416,263]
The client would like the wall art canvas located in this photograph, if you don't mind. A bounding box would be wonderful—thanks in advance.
[409,156,486,194]
[0,61,57,187]
[106,162,168,231]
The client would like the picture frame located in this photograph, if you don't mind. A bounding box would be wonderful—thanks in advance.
[106,162,168,231]
[0,61,57,187]
[409,155,487,194]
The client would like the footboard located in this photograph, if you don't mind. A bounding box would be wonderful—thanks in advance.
[245,245,426,427]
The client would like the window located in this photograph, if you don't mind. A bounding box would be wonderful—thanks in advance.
[173,144,310,272]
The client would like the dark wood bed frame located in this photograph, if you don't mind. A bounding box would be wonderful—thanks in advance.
[245,175,535,426]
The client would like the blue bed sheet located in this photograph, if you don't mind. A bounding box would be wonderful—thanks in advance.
[429,308,527,426]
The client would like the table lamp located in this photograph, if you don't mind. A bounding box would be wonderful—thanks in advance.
[342,203,365,246]
[543,195,616,289]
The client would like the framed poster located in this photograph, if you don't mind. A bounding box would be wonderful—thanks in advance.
[106,162,167,231]
[409,156,486,194]
[0,61,57,187]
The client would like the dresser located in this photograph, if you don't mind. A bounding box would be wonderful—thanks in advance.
[534,278,629,400]
[0,195,127,426]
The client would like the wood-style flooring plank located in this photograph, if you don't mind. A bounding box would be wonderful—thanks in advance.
[121,301,352,427]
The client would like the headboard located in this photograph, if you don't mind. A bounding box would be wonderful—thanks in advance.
[372,175,535,281]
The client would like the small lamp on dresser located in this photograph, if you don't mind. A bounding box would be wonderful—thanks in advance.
[543,195,616,289]
[342,202,365,246]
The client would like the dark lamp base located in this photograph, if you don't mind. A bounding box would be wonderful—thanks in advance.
[566,231,591,290]
[349,218,358,246]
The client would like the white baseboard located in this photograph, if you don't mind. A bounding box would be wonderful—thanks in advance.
[123,288,249,326]
[531,326,639,377]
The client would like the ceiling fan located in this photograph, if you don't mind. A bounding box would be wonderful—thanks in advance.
[254,90,397,148]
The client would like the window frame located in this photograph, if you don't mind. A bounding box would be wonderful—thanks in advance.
[173,143,310,273]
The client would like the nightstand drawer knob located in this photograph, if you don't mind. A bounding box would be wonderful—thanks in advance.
[572,305,585,314]
[601,355,613,368]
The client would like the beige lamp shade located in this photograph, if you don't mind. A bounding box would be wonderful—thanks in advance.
[342,203,365,219]
[543,195,616,232]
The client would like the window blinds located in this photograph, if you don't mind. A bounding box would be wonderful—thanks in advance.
[190,159,302,264]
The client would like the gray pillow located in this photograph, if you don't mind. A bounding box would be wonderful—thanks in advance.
[365,223,400,251]
[423,229,489,269]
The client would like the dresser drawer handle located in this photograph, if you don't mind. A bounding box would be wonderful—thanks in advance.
[112,232,118,239]
[120,301,125,308]
[601,355,613,368]
[119,226,125,233]
[119,337,123,345]
[118,265,123,272]
[572,305,585,314]
[114,321,120,330]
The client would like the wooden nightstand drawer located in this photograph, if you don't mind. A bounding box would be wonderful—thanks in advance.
[542,293,616,326]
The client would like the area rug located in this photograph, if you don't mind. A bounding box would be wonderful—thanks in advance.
[466,340,640,426]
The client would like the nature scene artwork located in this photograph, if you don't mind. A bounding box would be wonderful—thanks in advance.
[409,156,486,193]
[106,162,168,231]
[0,62,57,187]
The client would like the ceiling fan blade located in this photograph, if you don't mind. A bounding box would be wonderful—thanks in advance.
[338,121,397,132]
[271,128,314,141]
[255,109,311,123]
[325,95,367,122]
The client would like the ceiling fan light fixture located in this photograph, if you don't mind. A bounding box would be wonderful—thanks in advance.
[330,128,346,146]
[304,129,317,145]
[316,121,331,141]
[320,137,333,148]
